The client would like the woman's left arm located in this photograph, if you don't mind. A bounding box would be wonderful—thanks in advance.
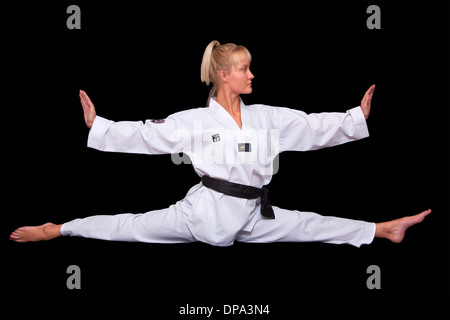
[278,85,375,153]
[361,84,376,119]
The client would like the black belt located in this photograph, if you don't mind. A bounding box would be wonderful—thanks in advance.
[201,175,275,219]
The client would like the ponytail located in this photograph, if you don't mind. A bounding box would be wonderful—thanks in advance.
[201,40,220,86]
[201,40,220,104]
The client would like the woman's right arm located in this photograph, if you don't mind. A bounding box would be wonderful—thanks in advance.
[80,90,96,128]
[79,90,184,155]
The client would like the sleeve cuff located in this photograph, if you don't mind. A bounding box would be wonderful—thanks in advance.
[348,106,370,139]
[87,116,113,150]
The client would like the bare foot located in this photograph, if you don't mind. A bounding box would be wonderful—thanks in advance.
[10,223,62,243]
[375,209,431,243]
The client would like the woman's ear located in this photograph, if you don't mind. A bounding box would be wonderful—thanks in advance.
[219,69,228,83]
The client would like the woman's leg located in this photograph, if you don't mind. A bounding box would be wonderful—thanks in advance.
[10,223,62,242]
[374,209,431,243]
[10,202,197,244]
[237,206,376,247]
[236,206,431,247]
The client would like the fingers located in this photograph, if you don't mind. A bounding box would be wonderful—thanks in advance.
[362,85,375,105]
[79,90,92,111]
[363,84,376,101]
[368,84,375,100]
[360,84,375,120]
[79,90,88,112]
[84,90,95,107]
[79,89,97,128]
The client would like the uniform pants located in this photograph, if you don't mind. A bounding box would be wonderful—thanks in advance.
[60,203,376,248]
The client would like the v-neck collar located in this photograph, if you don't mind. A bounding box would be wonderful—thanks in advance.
[209,97,246,131]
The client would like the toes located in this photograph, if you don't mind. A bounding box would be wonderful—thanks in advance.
[12,228,23,235]
[12,230,22,237]
[404,209,431,227]
[417,209,431,221]
[10,228,24,241]
[10,233,20,241]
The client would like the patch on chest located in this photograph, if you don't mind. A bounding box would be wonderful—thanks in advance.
[212,133,220,142]
[238,143,251,152]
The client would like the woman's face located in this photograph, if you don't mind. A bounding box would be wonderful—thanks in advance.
[226,59,254,95]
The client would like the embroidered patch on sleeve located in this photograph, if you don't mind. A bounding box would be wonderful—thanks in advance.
[149,119,166,124]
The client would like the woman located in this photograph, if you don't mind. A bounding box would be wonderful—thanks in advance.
[10,40,430,246]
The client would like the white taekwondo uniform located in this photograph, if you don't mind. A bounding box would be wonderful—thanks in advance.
[60,98,376,247]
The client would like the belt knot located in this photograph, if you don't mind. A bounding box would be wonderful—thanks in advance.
[260,187,275,219]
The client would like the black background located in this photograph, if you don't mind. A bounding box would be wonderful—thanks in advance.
[1,0,449,316]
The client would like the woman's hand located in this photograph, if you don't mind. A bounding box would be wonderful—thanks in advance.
[79,90,96,128]
[361,84,375,120]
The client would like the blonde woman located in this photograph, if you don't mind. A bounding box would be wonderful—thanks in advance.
[11,40,430,246]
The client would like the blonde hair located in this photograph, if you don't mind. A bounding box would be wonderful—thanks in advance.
[200,40,252,103]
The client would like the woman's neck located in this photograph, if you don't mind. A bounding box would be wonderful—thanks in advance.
[216,90,242,128]
[216,90,241,116]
